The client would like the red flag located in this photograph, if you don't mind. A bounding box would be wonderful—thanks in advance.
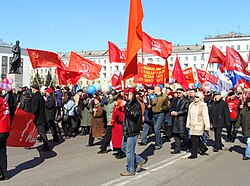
[123,0,144,80]
[108,41,126,63]
[7,109,38,147]
[183,67,195,84]
[224,46,248,74]
[142,31,172,59]
[111,72,122,90]
[56,67,82,85]
[165,59,169,82]
[26,48,67,69]
[172,55,189,90]
[68,51,102,80]
[196,68,219,85]
[208,45,226,64]
[248,50,250,62]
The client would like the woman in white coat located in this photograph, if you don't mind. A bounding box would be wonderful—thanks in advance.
[186,92,210,159]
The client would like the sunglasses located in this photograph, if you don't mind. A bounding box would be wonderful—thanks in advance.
[177,92,182,94]
[194,96,200,98]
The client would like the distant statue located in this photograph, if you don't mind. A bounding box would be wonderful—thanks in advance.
[9,40,21,74]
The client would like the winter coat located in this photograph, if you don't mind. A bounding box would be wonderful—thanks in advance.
[209,98,230,128]
[171,97,189,134]
[80,97,92,127]
[123,99,142,137]
[0,97,11,133]
[186,101,210,136]
[152,93,170,114]
[111,102,124,148]
[90,103,105,138]
[236,106,250,137]
[226,97,240,121]
[103,98,116,126]
[30,91,46,125]
[45,94,56,123]
[63,98,75,116]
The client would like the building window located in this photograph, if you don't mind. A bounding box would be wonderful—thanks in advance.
[86,81,89,85]
[115,66,119,71]
[231,45,234,49]
[185,57,188,61]
[178,57,180,61]
[110,67,112,71]
[170,57,173,61]
[184,63,188,68]
[237,45,240,50]
[149,58,153,62]
[219,46,222,50]
[247,45,249,50]
[194,72,196,77]
[41,69,43,73]
[201,53,205,60]
[1,56,8,78]
[193,56,196,61]
[123,66,125,70]
[103,73,106,78]
[169,64,173,68]
[193,64,196,69]
[45,69,47,73]
[98,60,101,64]
[201,64,205,69]
[156,58,160,62]
[103,66,106,71]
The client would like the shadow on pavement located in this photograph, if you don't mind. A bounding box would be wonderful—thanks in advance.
[228,145,245,157]
[7,150,57,179]
[139,144,155,160]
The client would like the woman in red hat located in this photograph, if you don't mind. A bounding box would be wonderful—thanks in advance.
[0,90,11,180]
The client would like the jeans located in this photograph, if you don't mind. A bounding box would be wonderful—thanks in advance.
[141,122,152,144]
[245,137,250,158]
[153,113,165,147]
[122,136,144,174]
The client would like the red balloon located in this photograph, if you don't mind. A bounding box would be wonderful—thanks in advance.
[2,78,9,84]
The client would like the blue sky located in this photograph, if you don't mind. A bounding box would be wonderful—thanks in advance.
[1,0,249,53]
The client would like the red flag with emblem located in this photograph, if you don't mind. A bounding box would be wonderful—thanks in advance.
[142,32,172,59]
[208,45,226,65]
[123,0,144,80]
[183,67,195,84]
[7,108,38,147]
[196,68,219,85]
[172,55,189,90]
[68,51,102,80]
[111,72,122,90]
[26,48,67,69]
[108,41,126,63]
[223,46,248,75]
[56,67,82,85]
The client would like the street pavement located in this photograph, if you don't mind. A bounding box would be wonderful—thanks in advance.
[2,130,250,186]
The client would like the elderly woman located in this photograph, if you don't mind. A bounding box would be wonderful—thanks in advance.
[87,96,106,146]
[186,92,210,159]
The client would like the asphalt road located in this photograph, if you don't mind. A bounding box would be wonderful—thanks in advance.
[2,130,250,186]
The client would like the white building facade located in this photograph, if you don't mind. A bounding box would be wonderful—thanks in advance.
[1,32,249,88]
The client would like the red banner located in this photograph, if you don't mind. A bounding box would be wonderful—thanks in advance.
[183,67,195,84]
[7,109,38,147]
[134,63,166,85]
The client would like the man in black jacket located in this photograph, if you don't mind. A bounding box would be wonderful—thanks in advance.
[210,92,230,152]
[170,88,190,154]
[120,88,145,176]
[30,84,51,151]
[45,88,59,142]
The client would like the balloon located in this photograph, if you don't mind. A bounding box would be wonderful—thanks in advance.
[2,78,8,84]
[6,84,12,92]
[2,83,8,90]
[87,85,96,94]
[93,83,101,91]
[101,83,111,93]
[7,78,14,84]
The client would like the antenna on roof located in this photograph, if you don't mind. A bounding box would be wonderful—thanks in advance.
[237,24,241,33]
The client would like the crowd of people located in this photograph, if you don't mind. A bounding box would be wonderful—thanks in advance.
[1,83,250,180]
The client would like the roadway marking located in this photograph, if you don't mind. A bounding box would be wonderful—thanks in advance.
[101,153,189,186]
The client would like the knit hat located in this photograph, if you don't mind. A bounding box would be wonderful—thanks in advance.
[45,88,53,94]
[30,84,39,90]
[195,92,204,99]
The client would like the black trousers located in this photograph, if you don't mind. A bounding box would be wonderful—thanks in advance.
[100,126,112,150]
[214,127,222,149]
[226,121,237,140]
[36,124,50,149]
[62,116,73,137]
[173,133,190,151]
[48,120,59,141]
[0,133,9,178]
[190,135,206,157]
